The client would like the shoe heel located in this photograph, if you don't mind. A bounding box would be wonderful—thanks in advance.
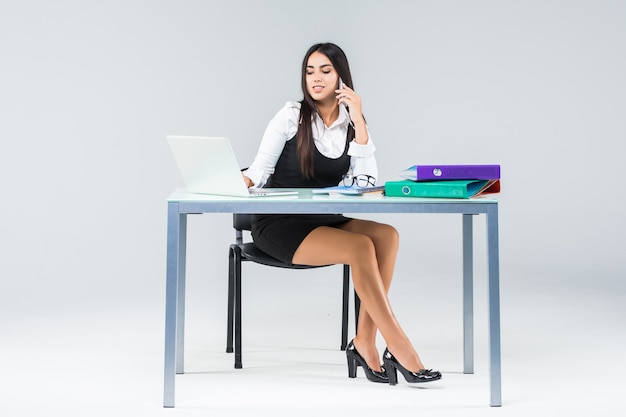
[383,348,442,384]
[346,351,357,379]
[383,359,398,385]
[347,340,389,383]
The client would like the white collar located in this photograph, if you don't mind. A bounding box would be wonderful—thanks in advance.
[313,105,351,130]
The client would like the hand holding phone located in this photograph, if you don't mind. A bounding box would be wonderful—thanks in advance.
[336,78,364,130]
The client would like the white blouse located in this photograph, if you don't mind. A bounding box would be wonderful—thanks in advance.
[244,101,378,188]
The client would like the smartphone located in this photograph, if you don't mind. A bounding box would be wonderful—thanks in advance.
[338,78,346,108]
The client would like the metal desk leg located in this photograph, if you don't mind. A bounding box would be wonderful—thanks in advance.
[176,214,188,375]
[486,205,502,407]
[163,203,187,408]
[462,214,474,374]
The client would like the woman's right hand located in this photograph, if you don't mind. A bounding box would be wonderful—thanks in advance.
[242,173,254,188]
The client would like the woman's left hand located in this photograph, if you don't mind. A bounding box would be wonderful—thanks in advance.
[336,84,364,125]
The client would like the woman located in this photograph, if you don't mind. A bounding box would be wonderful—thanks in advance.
[243,42,441,385]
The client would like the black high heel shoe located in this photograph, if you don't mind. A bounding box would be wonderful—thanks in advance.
[382,348,442,385]
[346,340,389,383]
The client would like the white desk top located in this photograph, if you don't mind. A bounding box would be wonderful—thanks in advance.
[166,188,498,215]
[167,188,498,204]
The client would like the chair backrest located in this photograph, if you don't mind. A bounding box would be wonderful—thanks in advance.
[233,213,253,231]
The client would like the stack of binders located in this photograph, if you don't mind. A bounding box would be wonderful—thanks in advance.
[384,165,501,198]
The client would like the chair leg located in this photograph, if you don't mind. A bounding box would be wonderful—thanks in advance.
[341,265,350,350]
[226,246,235,353]
[234,246,243,369]
[354,291,361,330]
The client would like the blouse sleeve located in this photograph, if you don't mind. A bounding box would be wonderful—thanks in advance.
[244,102,300,187]
[347,130,379,185]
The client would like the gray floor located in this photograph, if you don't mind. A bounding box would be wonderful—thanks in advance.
[3,264,625,416]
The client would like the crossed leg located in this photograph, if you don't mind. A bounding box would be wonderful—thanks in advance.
[292,218,427,373]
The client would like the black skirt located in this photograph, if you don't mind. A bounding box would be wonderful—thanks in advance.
[251,214,352,265]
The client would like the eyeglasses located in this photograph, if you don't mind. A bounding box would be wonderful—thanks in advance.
[342,174,376,188]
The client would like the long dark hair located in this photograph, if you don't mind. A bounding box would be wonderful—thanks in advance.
[297,43,355,179]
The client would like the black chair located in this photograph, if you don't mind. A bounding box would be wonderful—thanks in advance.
[226,213,360,369]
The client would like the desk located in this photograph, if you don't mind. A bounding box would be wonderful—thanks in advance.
[163,189,502,407]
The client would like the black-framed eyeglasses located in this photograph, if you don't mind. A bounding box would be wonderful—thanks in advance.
[342,174,376,188]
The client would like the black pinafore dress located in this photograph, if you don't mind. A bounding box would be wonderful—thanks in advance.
[251,135,352,265]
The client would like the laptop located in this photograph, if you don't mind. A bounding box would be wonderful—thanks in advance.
[167,135,297,197]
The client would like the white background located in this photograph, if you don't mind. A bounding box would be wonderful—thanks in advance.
[1,1,624,415]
